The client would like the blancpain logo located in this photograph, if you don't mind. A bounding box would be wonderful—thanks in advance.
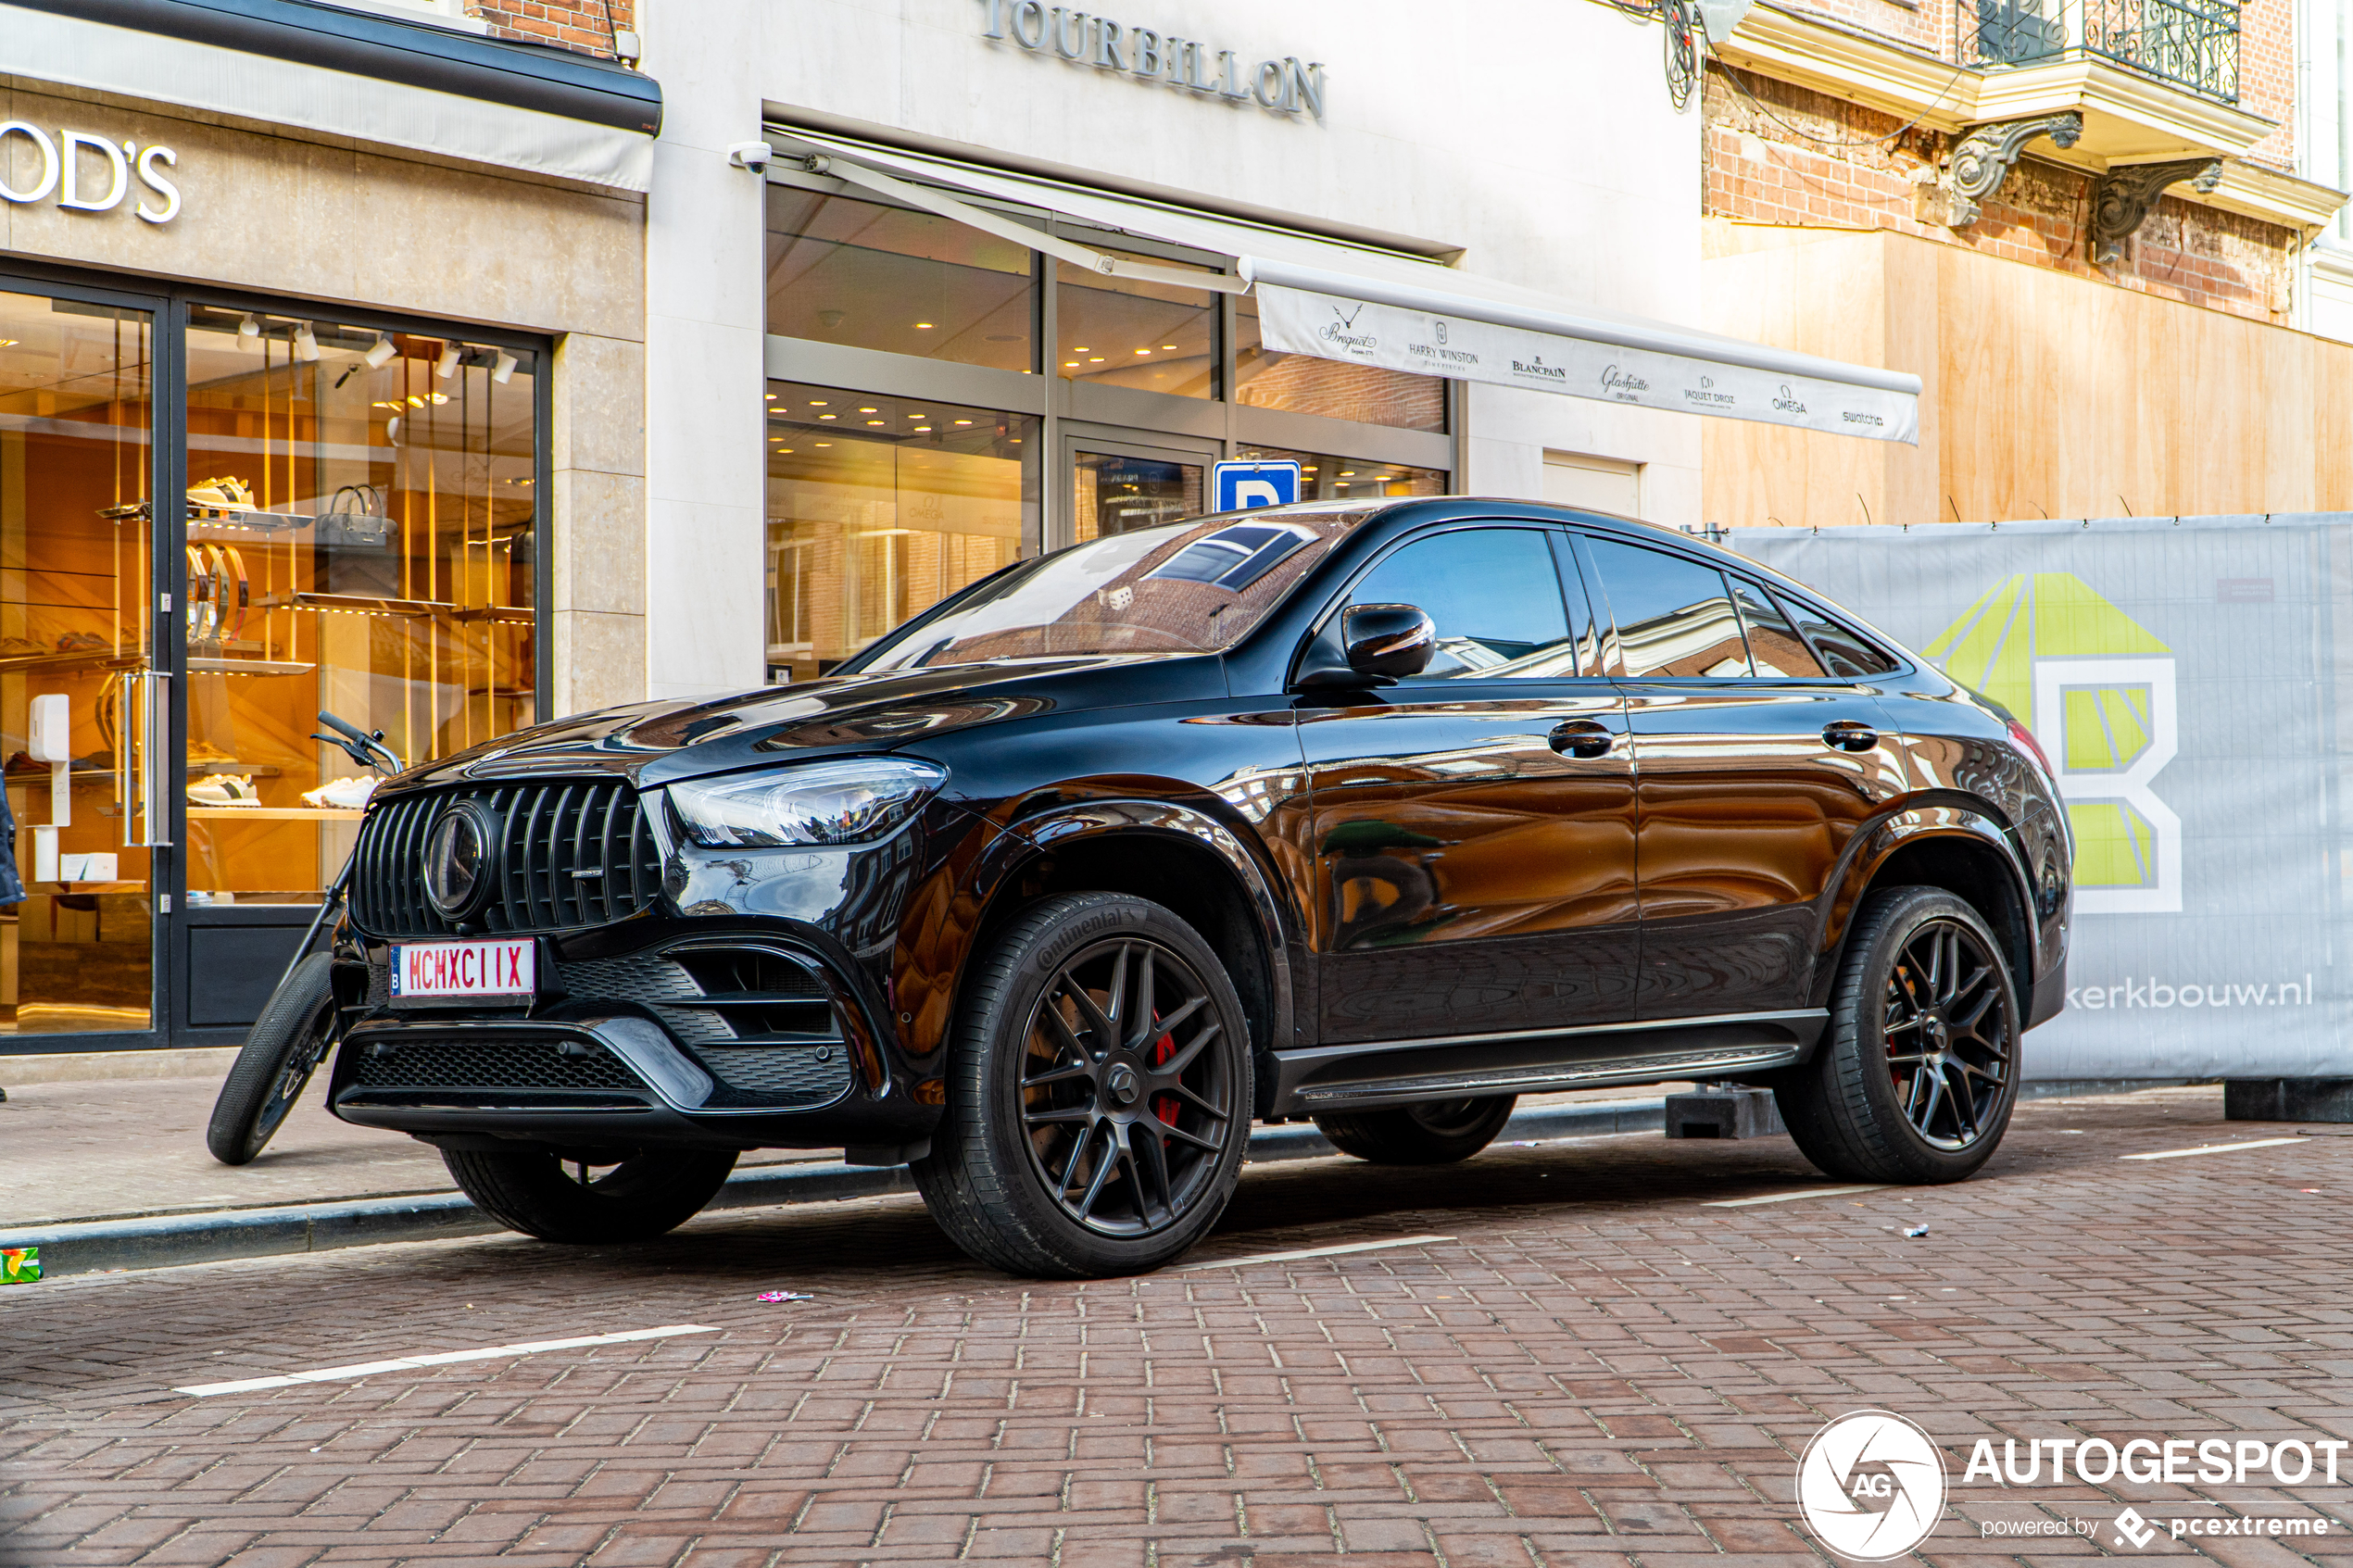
[1511,355,1567,381]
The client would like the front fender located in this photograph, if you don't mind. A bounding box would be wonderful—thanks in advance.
[963,798,1303,1060]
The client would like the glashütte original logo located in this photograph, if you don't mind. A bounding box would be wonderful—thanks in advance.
[1600,365,1650,400]
[1797,1411,1947,1560]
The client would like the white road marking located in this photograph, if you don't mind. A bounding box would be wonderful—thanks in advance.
[2120,1137,2303,1161]
[1700,1185,1890,1208]
[173,1324,720,1398]
[1182,1235,1455,1271]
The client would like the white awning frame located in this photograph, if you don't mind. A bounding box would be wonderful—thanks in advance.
[778,131,1920,442]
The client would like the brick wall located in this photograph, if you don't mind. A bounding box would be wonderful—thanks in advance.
[470,0,634,57]
[1704,66,2296,322]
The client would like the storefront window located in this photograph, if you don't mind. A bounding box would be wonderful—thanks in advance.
[1073,451,1206,543]
[181,309,537,909]
[766,381,1038,684]
[1235,294,1447,433]
[1055,249,1218,399]
[1238,446,1448,502]
[0,291,155,1035]
[767,187,1037,373]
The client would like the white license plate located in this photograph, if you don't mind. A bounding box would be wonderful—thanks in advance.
[389,938,536,1002]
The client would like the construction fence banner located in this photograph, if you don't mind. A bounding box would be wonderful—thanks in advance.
[1730,514,2353,1083]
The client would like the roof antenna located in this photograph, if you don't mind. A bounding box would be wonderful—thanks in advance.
[1856,492,1872,527]
[1946,495,1961,522]
[2117,495,2133,517]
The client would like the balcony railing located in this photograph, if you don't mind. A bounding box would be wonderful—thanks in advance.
[1969,0,2240,102]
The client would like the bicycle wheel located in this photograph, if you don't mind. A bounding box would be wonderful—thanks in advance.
[206,952,337,1166]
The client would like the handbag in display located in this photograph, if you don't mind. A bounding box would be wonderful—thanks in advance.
[321,483,391,549]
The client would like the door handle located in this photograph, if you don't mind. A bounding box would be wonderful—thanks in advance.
[1548,721,1615,759]
[120,670,172,848]
[1823,721,1879,753]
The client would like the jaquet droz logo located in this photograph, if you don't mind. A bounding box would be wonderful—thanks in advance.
[1796,1411,1947,1560]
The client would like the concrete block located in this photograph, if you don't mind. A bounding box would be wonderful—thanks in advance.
[2223,1078,2353,1123]
[1664,1086,1785,1139]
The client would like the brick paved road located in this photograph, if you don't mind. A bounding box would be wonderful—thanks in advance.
[4,1086,2351,1567]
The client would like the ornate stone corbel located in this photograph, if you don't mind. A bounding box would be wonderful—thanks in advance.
[1940,111,2083,227]
[2090,158,2224,264]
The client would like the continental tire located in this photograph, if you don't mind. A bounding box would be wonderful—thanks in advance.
[912,893,1253,1278]
[441,1147,738,1244]
[1777,885,2022,1184]
[1313,1095,1516,1165]
[205,952,337,1166]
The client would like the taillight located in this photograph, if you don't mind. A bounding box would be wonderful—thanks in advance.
[2007,719,2056,780]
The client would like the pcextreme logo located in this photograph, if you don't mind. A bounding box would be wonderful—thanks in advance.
[1924,571,2178,914]
[1796,1411,1947,1560]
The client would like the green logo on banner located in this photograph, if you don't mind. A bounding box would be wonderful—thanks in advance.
[1925,572,2179,913]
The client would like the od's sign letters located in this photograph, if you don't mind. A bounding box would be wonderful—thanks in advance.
[0,124,182,223]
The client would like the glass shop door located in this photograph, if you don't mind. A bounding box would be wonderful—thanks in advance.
[0,287,164,1046]
[1063,429,1220,546]
[175,308,541,1035]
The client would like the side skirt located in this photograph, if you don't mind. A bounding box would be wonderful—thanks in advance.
[1269,1009,1827,1114]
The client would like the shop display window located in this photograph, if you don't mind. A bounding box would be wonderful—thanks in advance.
[1237,446,1448,502]
[1073,451,1206,543]
[1054,249,1219,400]
[767,187,1037,374]
[180,309,538,909]
[1235,294,1447,433]
[765,381,1038,684]
[0,291,156,1035]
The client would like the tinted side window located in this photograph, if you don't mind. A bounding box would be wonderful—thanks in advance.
[1788,603,1899,677]
[1582,538,1750,679]
[1351,528,1582,678]
[1730,577,1828,678]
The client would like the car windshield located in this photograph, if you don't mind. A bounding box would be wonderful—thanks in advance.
[854,506,1378,671]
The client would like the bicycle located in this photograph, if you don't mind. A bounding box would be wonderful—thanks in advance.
[204,711,402,1166]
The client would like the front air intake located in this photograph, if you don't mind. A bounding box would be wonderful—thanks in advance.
[350,779,664,938]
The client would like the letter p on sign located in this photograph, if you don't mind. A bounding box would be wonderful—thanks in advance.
[1213,460,1301,512]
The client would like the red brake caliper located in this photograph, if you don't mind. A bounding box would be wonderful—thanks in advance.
[1151,1015,1179,1126]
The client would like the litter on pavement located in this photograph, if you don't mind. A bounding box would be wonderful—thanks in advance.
[2,1248,42,1283]
[757,1290,814,1303]
[1902,1224,1929,1237]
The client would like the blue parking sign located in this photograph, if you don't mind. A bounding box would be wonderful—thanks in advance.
[1213,460,1301,512]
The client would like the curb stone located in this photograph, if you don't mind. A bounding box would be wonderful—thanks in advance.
[1,1098,1666,1278]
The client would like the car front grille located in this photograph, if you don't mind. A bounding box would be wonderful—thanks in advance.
[350,779,663,938]
[347,1038,647,1093]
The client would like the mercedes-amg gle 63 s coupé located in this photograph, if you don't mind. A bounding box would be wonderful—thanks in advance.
[327,499,2070,1277]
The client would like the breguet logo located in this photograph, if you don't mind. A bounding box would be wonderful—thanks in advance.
[0,123,181,222]
[1319,303,1378,352]
[980,1,1328,120]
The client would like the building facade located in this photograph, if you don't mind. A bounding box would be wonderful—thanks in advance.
[633,0,1727,701]
[0,0,650,1053]
[1698,0,2353,526]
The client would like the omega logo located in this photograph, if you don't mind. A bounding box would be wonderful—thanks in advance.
[0,124,182,223]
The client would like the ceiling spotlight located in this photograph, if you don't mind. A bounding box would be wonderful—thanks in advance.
[434,342,461,379]
[292,323,320,362]
[237,314,259,346]
[385,415,401,445]
[363,334,397,369]
[490,349,518,384]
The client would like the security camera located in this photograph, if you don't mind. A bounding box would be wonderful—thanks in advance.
[726,141,774,173]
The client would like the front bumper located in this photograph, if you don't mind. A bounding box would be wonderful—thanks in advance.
[327,926,936,1150]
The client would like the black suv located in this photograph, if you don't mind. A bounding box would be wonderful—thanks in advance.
[328,499,2070,1277]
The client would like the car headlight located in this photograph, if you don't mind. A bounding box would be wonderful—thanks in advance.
[665,759,947,848]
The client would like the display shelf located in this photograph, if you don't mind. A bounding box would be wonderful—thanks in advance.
[255,591,454,619]
[185,806,366,821]
[0,648,142,675]
[186,658,318,676]
[29,881,144,895]
[451,605,535,625]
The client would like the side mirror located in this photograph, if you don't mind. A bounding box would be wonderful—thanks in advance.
[1341,603,1436,682]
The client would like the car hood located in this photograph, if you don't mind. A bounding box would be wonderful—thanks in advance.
[384,653,1224,795]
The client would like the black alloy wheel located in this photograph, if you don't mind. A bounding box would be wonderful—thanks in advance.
[1017,935,1236,1236]
[913,893,1253,1277]
[1882,918,2013,1148]
[1313,1094,1517,1165]
[1776,885,2021,1184]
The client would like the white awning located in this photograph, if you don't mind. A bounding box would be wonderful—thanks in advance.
[776,131,1920,445]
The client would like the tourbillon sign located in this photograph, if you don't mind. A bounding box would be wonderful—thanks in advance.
[0,123,181,222]
[979,1,1327,120]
